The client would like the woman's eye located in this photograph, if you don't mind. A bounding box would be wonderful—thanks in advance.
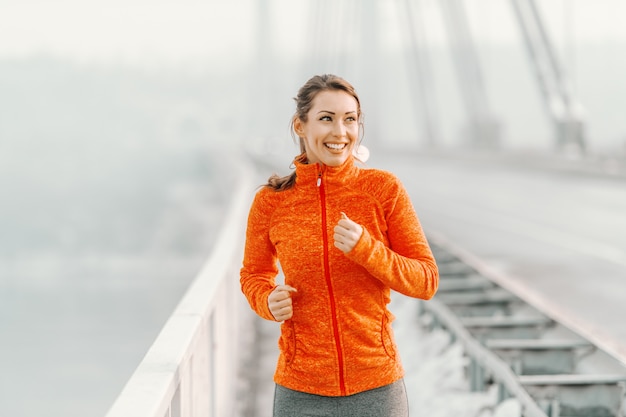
[320,115,332,121]
[346,116,356,122]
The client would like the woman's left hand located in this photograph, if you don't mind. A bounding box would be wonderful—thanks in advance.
[333,212,363,253]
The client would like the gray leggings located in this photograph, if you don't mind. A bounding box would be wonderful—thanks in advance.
[273,379,409,417]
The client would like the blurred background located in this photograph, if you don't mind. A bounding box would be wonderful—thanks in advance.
[1,0,625,416]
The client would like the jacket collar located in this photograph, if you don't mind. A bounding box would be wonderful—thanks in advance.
[294,154,359,187]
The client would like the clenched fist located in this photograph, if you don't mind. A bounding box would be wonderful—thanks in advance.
[333,212,363,253]
[268,285,297,322]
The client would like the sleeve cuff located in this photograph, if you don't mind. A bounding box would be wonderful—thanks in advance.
[346,226,374,265]
[258,288,278,321]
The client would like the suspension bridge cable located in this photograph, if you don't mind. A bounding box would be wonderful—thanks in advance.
[563,0,577,96]
[398,0,440,147]
[337,0,359,76]
[305,0,324,73]
[510,0,586,151]
[440,0,500,147]
[302,0,356,77]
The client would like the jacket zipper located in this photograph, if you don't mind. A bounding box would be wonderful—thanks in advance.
[317,168,346,395]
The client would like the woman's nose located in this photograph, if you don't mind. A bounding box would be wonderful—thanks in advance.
[332,121,346,137]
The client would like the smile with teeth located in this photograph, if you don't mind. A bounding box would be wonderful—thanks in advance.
[325,143,347,150]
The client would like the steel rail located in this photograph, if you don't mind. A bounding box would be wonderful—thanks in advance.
[422,231,626,417]
[423,298,550,417]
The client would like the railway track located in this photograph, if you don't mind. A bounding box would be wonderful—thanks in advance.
[421,233,626,417]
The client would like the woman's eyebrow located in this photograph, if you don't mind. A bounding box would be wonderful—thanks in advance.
[316,110,357,115]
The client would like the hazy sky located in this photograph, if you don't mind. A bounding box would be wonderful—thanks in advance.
[2,0,625,70]
[0,0,258,68]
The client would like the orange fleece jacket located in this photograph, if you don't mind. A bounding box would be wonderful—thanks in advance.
[240,156,438,397]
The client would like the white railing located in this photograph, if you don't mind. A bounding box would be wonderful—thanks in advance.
[106,164,255,417]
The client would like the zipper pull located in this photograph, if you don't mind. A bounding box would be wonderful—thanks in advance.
[316,163,325,187]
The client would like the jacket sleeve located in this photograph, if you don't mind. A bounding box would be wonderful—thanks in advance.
[345,176,438,299]
[240,188,279,321]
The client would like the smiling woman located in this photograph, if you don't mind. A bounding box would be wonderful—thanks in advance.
[265,75,364,190]
[240,74,439,417]
[293,89,360,166]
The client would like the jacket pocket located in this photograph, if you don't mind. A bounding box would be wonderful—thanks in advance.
[279,320,296,364]
[381,313,397,360]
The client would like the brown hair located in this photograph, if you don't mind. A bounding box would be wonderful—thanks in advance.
[266,74,363,191]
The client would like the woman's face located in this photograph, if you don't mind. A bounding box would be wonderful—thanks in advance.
[294,90,359,167]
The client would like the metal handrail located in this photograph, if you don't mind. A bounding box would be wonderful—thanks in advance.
[105,162,254,417]
[423,299,550,417]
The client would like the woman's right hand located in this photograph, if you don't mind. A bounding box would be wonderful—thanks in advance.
[268,285,297,322]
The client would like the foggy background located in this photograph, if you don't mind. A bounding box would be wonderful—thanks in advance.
[1,0,626,416]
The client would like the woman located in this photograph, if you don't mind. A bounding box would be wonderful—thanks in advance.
[240,74,438,417]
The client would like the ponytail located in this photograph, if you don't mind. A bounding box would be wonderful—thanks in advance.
[264,153,307,191]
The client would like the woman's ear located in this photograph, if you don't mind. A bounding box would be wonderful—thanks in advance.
[293,117,304,137]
